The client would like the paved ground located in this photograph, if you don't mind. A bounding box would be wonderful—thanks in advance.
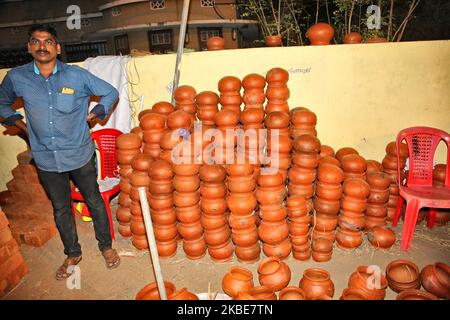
[2,199,449,300]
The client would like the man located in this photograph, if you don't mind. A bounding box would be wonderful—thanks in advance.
[0,24,121,280]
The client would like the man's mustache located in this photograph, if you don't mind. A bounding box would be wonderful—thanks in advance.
[36,50,49,54]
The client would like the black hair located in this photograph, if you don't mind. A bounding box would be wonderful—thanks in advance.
[28,24,58,42]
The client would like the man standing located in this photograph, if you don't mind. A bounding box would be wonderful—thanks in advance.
[0,24,121,280]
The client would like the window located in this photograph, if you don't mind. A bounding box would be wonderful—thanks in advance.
[114,34,130,55]
[198,27,222,50]
[148,29,173,53]
[150,0,165,10]
[200,0,215,7]
[65,41,107,62]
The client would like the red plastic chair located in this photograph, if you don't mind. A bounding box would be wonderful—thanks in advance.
[392,126,450,250]
[71,128,123,240]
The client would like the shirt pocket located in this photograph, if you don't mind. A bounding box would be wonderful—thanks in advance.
[56,92,76,113]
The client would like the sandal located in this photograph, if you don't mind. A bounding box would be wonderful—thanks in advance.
[102,248,121,269]
[55,255,82,281]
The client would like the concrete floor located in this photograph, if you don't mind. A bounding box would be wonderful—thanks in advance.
[2,199,449,300]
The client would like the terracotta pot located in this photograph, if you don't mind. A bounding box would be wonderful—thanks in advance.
[311,229,335,243]
[288,166,316,184]
[299,268,334,299]
[341,154,367,174]
[200,197,227,215]
[317,163,344,184]
[226,163,255,177]
[262,238,292,260]
[257,172,284,188]
[153,223,178,242]
[200,182,227,199]
[227,175,256,193]
[292,249,311,261]
[348,266,388,300]
[344,32,362,44]
[152,101,174,116]
[279,286,307,300]
[182,236,207,260]
[228,213,256,230]
[306,23,334,45]
[336,227,363,249]
[343,178,370,199]
[259,204,287,222]
[338,210,366,231]
[293,134,321,154]
[319,156,341,167]
[339,287,369,300]
[172,163,200,176]
[365,203,387,217]
[314,197,341,215]
[292,152,320,169]
[227,191,257,215]
[173,175,200,192]
[222,266,254,298]
[313,213,338,232]
[341,195,367,212]
[177,220,203,240]
[215,109,240,128]
[312,251,332,263]
[117,133,142,150]
[258,256,291,291]
[231,226,259,247]
[130,216,146,236]
[201,213,227,230]
[319,145,335,158]
[312,237,333,253]
[259,220,290,244]
[156,237,178,259]
[175,205,201,223]
[208,238,234,262]
[315,181,343,200]
[367,188,390,204]
[149,178,173,195]
[365,216,387,230]
[116,206,131,223]
[132,234,149,249]
[396,289,439,300]
[173,191,200,207]
[136,281,176,300]
[242,286,277,300]
[265,35,282,47]
[235,242,261,263]
[140,112,166,131]
[367,226,396,250]
[169,288,199,300]
[151,208,177,225]
[288,218,309,236]
[118,193,132,207]
[420,262,450,299]
[207,36,225,50]
[204,225,230,246]
[335,147,359,162]
[291,107,316,125]
[386,259,421,293]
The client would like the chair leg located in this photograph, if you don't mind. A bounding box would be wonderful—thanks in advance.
[427,208,437,229]
[392,196,404,227]
[102,194,115,241]
[401,199,420,251]
[81,203,91,218]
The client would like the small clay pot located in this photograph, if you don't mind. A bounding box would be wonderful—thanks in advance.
[299,268,335,299]
[306,23,334,45]
[208,238,234,262]
[173,191,200,207]
[227,175,257,193]
[265,35,282,47]
[175,205,201,223]
[348,266,388,300]
[259,220,290,245]
[367,226,396,250]
[257,256,291,291]
[343,178,370,199]
[317,163,344,184]
[227,192,257,215]
[386,259,421,293]
[169,288,199,300]
[207,36,225,51]
[177,220,203,240]
[136,281,176,300]
[319,156,341,167]
[344,32,362,44]
[242,286,277,300]
[200,197,227,215]
[222,266,254,298]
[396,289,439,300]
[235,242,261,263]
[232,226,259,247]
[279,286,307,300]
[117,133,142,150]
[182,236,207,260]
[339,287,369,300]
[152,101,174,116]
[420,262,450,299]
[335,147,358,162]
[262,239,292,260]
[341,154,367,173]
[228,213,257,230]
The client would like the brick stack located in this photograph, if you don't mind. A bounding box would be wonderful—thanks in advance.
[0,207,28,298]
[2,151,57,247]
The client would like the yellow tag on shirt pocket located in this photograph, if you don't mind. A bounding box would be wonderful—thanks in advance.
[61,87,75,94]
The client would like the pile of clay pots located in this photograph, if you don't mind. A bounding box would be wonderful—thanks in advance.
[265,68,290,115]
[287,195,311,260]
[365,171,392,229]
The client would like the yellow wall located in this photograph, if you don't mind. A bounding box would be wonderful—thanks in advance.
[1,40,449,190]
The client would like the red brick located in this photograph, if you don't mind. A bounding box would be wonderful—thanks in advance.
[24,228,51,247]
[17,151,32,165]
[0,238,19,263]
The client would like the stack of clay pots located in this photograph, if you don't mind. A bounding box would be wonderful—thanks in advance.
[218,76,242,116]
[335,147,359,164]
[151,101,175,117]
[289,134,321,211]
[130,126,144,151]
[319,145,335,159]
[129,154,153,250]
[287,195,311,260]
[160,110,193,163]
[264,111,291,181]
[312,163,344,260]
[340,153,367,180]
[256,172,290,259]
[173,148,205,260]
[290,107,317,138]
[174,85,197,122]
[382,141,409,222]
[226,163,260,263]
[140,112,167,160]
[196,91,219,129]
[199,164,233,261]
[365,171,392,229]
[116,133,142,238]
[336,178,370,250]
[264,68,290,115]
[214,109,240,165]
[149,159,178,258]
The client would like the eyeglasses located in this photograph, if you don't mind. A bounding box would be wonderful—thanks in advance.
[29,38,57,46]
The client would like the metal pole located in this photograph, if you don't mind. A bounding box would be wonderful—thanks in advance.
[171,0,191,105]
[138,187,167,300]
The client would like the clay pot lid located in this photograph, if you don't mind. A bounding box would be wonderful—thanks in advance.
[306,23,334,43]
[131,154,153,171]
[116,133,142,150]
[140,112,166,130]
[396,289,438,300]
[340,153,367,173]
[335,147,359,162]
[207,36,225,50]
[385,141,409,158]
[173,85,197,101]
[215,109,240,127]
[294,134,321,153]
[242,73,266,89]
[386,259,420,284]
[199,164,226,182]
[265,67,289,83]
[240,107,265,124]
[152,101,174,115]
[167,110,193,130]
[218,76,241,92]
[291,108,317,126]
[366,171,392,189]
[264,111,290,129]
[196,91,219,105]
[344,32,362,44]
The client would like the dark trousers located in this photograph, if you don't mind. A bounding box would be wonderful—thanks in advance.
[37,156,112,257]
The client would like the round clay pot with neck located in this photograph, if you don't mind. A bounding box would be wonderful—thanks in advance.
[265,35,282,47]
[344,32,362,44]
[306,23,334,45]
[299,268,335,299]
[222,266,254,298]
[257,256,291,291]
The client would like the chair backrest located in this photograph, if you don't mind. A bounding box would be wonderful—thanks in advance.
[396,126,450,187]
[91,129,123,179]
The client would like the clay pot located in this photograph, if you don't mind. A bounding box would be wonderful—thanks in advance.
[136,281,176,300]
[288,166,316,184]
[292,249,311,261]
[386,259,421,293]
[314,197,341,215]
[182,236,207,260]
[313,214,338,232]
[140,112,166,131]
[367,188,390,204]
[265,35,282,47]
[256,185,287,205]
[149,194,173,211]
[366,171,392,189]
[235,242,261,263]
[157,237,178,258]
[153,223,178,241]
[177,220,203,240]
[311,229,335,243]
[132,234,149,249]
[293,134,321,154]
[173,191,200,207]
[341,195,367,212]
[279,286,307,300]
[396,289,439,300]
[299,268,334,299]
[336,227,363,249]
[338,209,366,231]
[227,192,257,215]
[222,266,254,298]
[348,266,388,300]
[339,288,369,300]
[292,153,320,169]
[319,156,341,167]
[364,36,387,43]
[152,101,174,116]
[116,206,131,223]
[199,164,226,182]
[173,175,200,192]
[367,226,396,250]
[169,288,199,300]
[257,172,284,188]
[207,36,225,50]
[366,160,383,173]
[317,164,344,184]
[227,175,256,193]
[259,220,290,244]
[226,163,254,177]
[167,110,193,130]
[241,286,277,300]
[319,145,335,158]
[343,178,370,199]
[232,226,259,247]
[259,204,287,222]
[315,181,343,200]
[312,237,333,253]
[151,208,177,225]
[201,213,227,230]
[118,193,132,207]
[262,239,292,260]
[208,238,233,262]
[341,154,367,173]
[200,182,227,199]
[228,213,256,230]
[203,225,230,246]
[117,133,142,150]
[365,216,387,230]
[257,256,291,291]
[344,32,362,44]
[291,107,316,126]
[335,147,358,162]
[306,23,334,45]
[420,262,450,299]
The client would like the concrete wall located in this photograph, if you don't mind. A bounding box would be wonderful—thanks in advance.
[0,40,449,189]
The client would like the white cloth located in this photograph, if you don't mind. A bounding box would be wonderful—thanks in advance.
[98,177,121,193]
[83,55,131,133]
